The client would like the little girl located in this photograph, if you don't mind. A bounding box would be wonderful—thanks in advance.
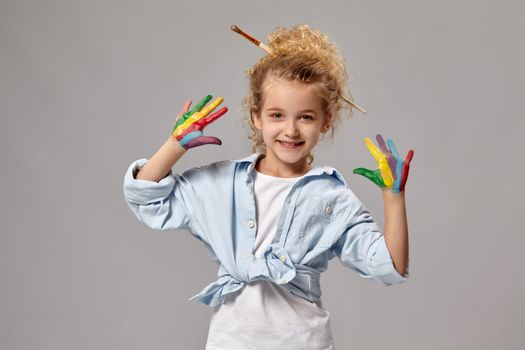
[124,24,413,350]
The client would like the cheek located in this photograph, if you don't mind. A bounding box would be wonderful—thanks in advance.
[262,125,279,139]
[306,125,323,138]
[311,132,322,143]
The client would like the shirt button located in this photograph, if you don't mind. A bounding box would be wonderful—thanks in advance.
[248,220,255,228]
[279,255,287,262]
[325,206,333,214]
[243,251,251,260]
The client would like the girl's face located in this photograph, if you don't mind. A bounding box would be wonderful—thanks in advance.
[253,77,330,177]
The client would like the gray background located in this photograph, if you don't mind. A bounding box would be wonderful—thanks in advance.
[1,0,524,349]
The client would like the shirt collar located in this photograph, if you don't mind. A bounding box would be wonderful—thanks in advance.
[232,153,347,186]
[233,153,262,164]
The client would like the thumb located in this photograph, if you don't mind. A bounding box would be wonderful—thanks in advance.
[183,135,222,150]
[353,167,386,188]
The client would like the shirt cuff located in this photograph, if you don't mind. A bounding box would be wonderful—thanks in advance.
[367,236,409,286]
[123,159,176,205]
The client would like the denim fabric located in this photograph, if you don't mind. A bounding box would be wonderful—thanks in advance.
[123,153,407,307]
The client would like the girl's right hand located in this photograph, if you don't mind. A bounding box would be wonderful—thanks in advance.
[171,95,228,150]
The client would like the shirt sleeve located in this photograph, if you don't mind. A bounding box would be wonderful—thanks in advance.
[123,158,199,232]
[330,202,408,286]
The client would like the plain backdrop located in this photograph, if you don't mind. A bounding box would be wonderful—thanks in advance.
[1,0,524,349]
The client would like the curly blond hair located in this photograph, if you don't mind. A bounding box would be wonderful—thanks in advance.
[242,24,354,155]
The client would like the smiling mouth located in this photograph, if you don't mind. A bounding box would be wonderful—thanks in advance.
[278,140,305,149]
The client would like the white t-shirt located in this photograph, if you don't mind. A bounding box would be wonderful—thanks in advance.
[206,170,335,350]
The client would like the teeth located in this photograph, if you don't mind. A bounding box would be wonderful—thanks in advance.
[279,141,303,147]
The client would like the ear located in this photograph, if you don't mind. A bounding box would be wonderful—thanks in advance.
[321,114,333,134]
[252,110,262,130]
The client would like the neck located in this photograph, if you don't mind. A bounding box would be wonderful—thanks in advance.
[255,155,312,178]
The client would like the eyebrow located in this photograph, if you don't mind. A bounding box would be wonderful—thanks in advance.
[265,107,319,114]
[298,109,318,114]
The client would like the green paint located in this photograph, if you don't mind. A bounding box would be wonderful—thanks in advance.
[352,167,386,188]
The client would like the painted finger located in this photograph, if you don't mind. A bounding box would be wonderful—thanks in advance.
[175,113,205,136]
[376,134,390,154]
[176,105,227,138]
[405,149,414,164]
[364,137,394,187]
[377,134,396,179]
[174,122,201,139]
[387,139,403,189]
[184,135,222,149]
[180,95,212,124]
[184,99,226,130]
[197,106,228,127]
[400,149,414,191]
[387,139,400,159]
[172,120,190,137]
[177,131,202,149]
[173,100,193,130]
[353,167,386,188]
[175,98,224,135]
[378,159,394,188]
[364,137,384,162]
[180,100,192,115]
[199,97,224,118]
[173,111,207,137]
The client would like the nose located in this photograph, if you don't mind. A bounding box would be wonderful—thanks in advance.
[284,119,299,138]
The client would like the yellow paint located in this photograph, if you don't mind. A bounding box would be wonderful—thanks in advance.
[365,137,394,187]
[173,97,224,137]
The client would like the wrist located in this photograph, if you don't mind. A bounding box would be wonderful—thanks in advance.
[168,135,187,152]
[382,188,406,199]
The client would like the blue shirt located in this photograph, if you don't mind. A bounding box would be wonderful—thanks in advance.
[123,153,408,307]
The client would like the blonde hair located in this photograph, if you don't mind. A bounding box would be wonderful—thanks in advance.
[242,24,354,156]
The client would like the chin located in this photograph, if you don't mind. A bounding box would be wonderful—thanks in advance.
[277,153,310,165]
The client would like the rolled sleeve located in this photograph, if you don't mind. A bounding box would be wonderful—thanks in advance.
[331,203,408,286]
[123,159,196,231]
[364,235,408,285]
[123,159,176,205]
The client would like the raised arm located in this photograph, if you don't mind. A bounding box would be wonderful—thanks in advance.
[136,95,228,182]
[353,134,414,276]
[382,189,408,275]
[123,95,228,232]
[136,136,187,182]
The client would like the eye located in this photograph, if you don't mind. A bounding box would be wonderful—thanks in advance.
[301,115,314,120]
[270,112,283,119]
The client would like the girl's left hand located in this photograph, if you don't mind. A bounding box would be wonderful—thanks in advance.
[353,134,414,192]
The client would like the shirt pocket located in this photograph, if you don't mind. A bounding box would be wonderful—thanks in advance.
[297,197,337,246]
